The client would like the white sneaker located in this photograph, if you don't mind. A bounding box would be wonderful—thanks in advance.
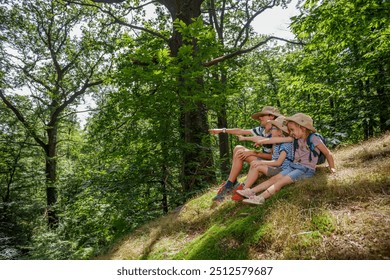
[243,195,265,205]
[236,188,255,198]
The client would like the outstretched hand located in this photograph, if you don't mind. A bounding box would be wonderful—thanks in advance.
[238,135,265,143]
[251,160,265,169]
[254,138,268,148]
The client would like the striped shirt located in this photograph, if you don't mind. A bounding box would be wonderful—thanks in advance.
[251,126,272,154]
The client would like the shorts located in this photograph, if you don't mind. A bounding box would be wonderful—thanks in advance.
[280,163,315,182]
[266,166,283,177]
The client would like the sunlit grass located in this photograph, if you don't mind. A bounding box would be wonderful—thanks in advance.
[96,132,390,260]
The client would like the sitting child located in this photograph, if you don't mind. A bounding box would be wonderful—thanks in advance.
[237,113,336,205]
[231,116,293,201]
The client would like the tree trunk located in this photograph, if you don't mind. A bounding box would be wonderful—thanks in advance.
[217,107,229,176]
[377,63,390,133]
[161,0,215,192]
[216,72,230,177]
[45,126,59,227]
[180,100,215,192]
[161,176,169,214]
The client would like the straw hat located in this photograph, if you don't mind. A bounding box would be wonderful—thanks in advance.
[285,113,317,132]
[251,106,281,120]
[267,116,288,134]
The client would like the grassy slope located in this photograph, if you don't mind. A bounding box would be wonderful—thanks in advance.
[96,133,390,260]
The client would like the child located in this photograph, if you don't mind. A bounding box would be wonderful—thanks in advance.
[209,106,281,202]
[237,113,336,205]
[231,116,294,201]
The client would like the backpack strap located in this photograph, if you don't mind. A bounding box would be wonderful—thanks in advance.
[293,138,299,153]
[293,139,298,151]
[307,133,321,162]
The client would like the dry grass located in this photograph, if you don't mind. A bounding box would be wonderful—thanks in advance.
[96,132,390,260]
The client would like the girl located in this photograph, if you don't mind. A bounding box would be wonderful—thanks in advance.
[231,116,294,201]
[237,113,336,205]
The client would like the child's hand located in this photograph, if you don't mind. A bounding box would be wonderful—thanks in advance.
[238,135,245,141]
[328,167,336,173]
[237,149,251,160]
[254,138,267,147]
[251,160,264,169]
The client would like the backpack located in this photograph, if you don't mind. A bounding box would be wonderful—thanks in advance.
[294,133,327,165]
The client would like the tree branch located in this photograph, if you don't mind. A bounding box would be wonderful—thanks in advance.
[67,0,169,42]
[0,89,47,149]
[111,17,169,42]
[48,79,103,128]
[203,36,303,67]
[93,0,126,3]
[59,108,100,120]
[235,0,277,49]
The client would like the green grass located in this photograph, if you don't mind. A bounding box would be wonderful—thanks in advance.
[95,132,390,260]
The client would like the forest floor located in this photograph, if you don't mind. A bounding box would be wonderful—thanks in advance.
[96,133,390,260]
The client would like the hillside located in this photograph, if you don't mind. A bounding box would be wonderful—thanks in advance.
[96,133,390,260]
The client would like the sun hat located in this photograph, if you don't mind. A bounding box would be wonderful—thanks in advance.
[251,106,281,120]
[267,115,288,134]
[284,113,317,132]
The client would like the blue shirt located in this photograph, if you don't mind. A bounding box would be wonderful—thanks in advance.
[273,142,294,169]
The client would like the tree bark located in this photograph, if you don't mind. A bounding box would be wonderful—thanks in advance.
[44,125,59,227]
[158,0,215,192]
[217,106,230,176]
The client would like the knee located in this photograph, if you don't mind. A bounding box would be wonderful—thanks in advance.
[233,145,245,154]
[233,145,245,158]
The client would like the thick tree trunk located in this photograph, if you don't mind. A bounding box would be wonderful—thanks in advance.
[216,72,230,177]
[180,100,215,192]
[45,126,59,227]
[161,0,215,192]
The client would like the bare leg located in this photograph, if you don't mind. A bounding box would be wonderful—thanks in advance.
[243,162,267,189]
[250,173,284,194]
[227,145,257,183]
[260,175,293,200]
[242,174,294,205]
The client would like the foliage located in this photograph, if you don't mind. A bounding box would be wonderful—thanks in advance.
[0,101,45,260]
[288,0,390,141]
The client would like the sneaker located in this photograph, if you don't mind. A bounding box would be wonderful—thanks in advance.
[242,195,265,205]
[231,184,244,201]
[212,182,236,202]
[237,188,256,199]
[212,193,225,202]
